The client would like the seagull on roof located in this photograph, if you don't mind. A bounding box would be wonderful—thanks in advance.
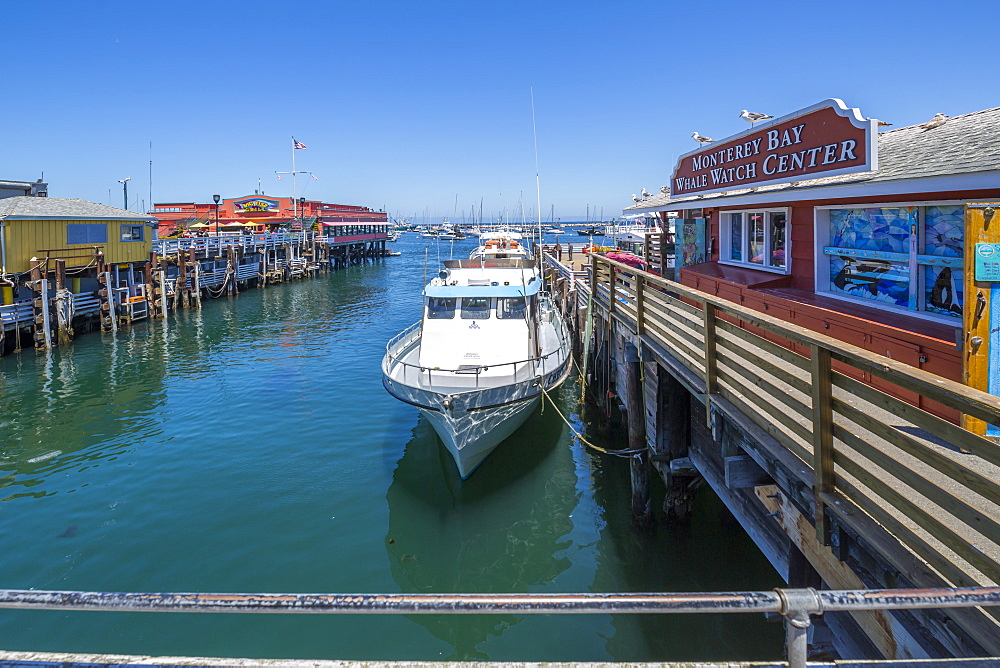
[641,188,653,198]
[877,120,892,127]
[740,110,773,126]
[918,113,948,130]
[631,194,642,203]
[692,132,715,144]
[660,186,670,194]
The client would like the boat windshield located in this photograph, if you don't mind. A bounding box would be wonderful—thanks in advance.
[497,297,528,319]
[427,297,456,319]
[460,297,491,319]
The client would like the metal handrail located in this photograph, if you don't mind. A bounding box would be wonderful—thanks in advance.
[0,586,996,667]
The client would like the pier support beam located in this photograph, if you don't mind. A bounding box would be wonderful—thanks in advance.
[30,264,52,350]
[54,259,73,346]
[624,342,651,523]
[177,252,189,309]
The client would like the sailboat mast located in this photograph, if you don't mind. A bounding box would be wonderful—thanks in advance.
[530,86,542,250]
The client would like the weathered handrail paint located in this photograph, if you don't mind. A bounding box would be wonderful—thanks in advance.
[0,586,995,615]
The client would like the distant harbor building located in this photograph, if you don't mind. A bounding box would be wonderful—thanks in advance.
[626,100,1000,431]
[152,195,387,236]
[0,178,48,199]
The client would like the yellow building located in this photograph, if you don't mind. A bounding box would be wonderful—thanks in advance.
[0,196,155,275]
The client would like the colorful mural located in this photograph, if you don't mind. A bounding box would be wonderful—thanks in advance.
[827,206,964,318]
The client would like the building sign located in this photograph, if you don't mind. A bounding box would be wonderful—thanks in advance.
[670,99,878,197]
[233,197,280,213]
[975,243,1000,281]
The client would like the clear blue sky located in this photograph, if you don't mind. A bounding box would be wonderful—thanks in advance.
[4,0,997,222]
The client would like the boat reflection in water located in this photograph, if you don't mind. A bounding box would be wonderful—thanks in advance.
[385,412,575,659]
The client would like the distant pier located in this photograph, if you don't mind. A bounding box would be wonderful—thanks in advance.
[0,229,389,357]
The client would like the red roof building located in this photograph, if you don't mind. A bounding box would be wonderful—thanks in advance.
[152,195,387,236]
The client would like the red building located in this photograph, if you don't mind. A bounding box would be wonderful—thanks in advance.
[152,195,387,236]
[626,99,1000,425]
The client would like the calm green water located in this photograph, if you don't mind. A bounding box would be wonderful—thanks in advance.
[0,234,783,662]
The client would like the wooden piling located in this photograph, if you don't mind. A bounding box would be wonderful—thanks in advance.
[660,369,694,522]
[30,264,51,350]
[97,271,115,332]
[54,259,73,346]
[624,342,651,523]
[189,249,201,308]
[145,254,158,318]
[177,251,189,309]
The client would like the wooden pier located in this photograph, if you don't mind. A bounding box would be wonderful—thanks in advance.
[0,230,388,356]
[543,246,1000,663]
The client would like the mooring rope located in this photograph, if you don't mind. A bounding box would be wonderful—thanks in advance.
[539,385,644,458]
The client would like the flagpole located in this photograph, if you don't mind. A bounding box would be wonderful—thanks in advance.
[291,137,297,219]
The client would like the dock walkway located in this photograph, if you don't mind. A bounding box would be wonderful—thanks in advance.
[542,249,1000,662]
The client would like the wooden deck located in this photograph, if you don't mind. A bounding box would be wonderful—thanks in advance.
[546,251,1000,659]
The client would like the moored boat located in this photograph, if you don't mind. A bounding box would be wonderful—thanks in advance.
[382,248,571,478]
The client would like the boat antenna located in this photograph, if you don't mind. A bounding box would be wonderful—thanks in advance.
[530,87,543,253]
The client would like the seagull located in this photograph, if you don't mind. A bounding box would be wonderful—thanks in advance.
[641,188,653,198]
[877,120,892,127]
[692,132,715,144]
[740,110,773,126]
[631,194,642,203]
[918,113,948,130]
[660,186,670,194]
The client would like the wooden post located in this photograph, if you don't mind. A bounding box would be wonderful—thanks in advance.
[30,264,51,350]
[809,343,834,545]
[54,259,72,346]
[158,269,168,317]
[177,252,188,309]
[189,249,201,308]
[624,342,650,523]
[98,271,117,333]
[145,255,157,318]
[660,369,693,522]
[635,273,645,337]
[702,302,718,427]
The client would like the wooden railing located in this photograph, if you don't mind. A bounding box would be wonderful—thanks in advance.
[583,253,1000,649]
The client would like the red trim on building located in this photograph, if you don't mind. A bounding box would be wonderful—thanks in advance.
[153,196,387,235]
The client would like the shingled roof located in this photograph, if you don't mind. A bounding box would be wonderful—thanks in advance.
[0,197,155,221]
[627,106,1000,212]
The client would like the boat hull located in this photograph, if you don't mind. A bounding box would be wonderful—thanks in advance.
[382,356,571,478]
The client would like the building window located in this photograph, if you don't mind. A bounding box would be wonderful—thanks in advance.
[121,224,145,242]
[720,209,788,272]
[67,224,108,245]
[817,204,964,320]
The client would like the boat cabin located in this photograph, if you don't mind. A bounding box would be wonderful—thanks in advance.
[419,260,540,371]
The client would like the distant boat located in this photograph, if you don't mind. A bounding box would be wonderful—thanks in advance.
[576,226,604,236]
[549,227,566,235]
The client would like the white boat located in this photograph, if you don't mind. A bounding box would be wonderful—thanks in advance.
[382,252,572,478]
[473,230,531,261]
[604,213,664,242]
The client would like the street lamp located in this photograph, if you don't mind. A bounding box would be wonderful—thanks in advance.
[117,177,131,210]
[213,194,221,237]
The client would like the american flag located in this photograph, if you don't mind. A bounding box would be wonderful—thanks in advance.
[293,138,307,149]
